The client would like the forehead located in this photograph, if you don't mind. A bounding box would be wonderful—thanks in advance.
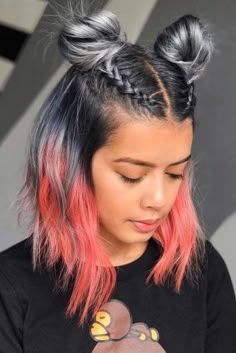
[103,118,193,166]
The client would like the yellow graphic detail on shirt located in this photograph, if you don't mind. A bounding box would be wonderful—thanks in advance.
[89,299,166,352]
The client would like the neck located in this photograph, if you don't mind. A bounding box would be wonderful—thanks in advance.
[99,237,149,266]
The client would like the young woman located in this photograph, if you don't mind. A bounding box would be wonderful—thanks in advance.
[0,4,235,353]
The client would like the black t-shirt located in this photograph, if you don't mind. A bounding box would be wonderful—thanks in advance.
[0,236,235,353]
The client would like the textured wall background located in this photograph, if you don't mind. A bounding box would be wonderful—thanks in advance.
[0,0,235,289]
[137,0,236,289]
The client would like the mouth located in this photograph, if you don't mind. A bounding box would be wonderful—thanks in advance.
[134,219,159,225]
[129,219,160,233]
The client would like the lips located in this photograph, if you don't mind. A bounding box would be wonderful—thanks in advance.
[130,220,160,233]
[135,219,159,225]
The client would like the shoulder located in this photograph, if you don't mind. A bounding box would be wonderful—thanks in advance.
[202,241,236,349]
[0,237,35,314]
[204,239,236,300]
[0,236,33,278]
[0,236,63,295]
[0,235,48,297]
[0,236,32,258]
[204,239,232,277]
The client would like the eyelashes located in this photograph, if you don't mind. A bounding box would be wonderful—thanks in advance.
[120,173,184,184]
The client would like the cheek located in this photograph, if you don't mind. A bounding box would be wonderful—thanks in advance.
[166,181,183,211]
[93,171,131,219]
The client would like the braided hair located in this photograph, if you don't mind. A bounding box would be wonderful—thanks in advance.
[58,9,213,120]
[17,3,214,326]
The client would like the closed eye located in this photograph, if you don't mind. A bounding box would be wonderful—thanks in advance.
[120,174,184,184]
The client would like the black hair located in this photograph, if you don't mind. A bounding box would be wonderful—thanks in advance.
[15,2,214,325]
[55,6,214,186]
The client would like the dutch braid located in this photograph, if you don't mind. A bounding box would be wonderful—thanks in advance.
[184,83,195,112]
[101,61,159,106]
[58,8,213,116]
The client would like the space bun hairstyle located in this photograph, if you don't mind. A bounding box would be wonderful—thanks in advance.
[153,14,214,116]
[57,8,127,71]
[154,14,214,85]
[17,1,214,326]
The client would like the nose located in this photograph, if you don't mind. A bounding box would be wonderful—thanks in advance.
[140,177,167,210]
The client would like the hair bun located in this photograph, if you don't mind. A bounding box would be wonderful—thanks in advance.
[154,14,214,84]
[57,9,126,71]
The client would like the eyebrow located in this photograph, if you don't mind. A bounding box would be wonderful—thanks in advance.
[112,154,192,167]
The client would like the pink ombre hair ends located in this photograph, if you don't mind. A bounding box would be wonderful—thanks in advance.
[15,3,213,326]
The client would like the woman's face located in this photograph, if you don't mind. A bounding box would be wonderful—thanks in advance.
[91,115,193,257]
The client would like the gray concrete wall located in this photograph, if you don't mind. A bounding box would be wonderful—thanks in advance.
[0,0,157,249]
[137,0,236,287]
[0,0,235,288]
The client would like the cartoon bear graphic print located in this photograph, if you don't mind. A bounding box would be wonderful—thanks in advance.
[90,299,166,353]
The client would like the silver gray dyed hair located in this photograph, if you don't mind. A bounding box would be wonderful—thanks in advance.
[155,15,214,85]
[58,6,127,72]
